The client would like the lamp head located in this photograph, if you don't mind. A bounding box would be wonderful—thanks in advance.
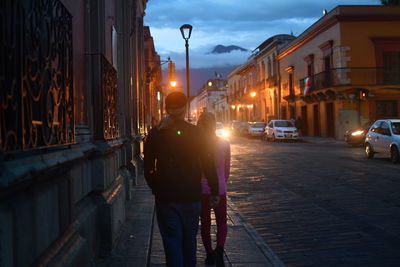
[180,24,193,40]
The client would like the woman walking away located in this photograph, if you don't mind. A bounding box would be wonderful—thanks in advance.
[197,112,231,267]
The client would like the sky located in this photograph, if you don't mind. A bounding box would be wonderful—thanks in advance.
[144,0,381,70]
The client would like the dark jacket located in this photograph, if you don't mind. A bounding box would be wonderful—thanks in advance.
[144,118,219,203]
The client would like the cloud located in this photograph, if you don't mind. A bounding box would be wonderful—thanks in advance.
[165,50,252,69]
[145,0,380,69]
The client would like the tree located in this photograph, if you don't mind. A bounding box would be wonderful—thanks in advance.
[381,0,400,5]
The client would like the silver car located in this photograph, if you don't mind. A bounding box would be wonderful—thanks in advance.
[365,119,400,163]
[247,122,266,137]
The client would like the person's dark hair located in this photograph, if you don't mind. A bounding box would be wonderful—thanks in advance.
[165,92,187,110]
[197,112,217,136]
[197,112,217,157]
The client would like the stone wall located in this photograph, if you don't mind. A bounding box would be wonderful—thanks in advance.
[0,140,137,266]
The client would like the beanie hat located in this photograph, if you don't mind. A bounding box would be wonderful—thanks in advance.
[165,92,187,110]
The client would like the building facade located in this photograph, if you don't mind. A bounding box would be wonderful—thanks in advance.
[0,0,156,266]
[277,5,400,139]
[144,26,163,128]
[190,77,228,123]
[227,59,258,122]
[254,35,296,122]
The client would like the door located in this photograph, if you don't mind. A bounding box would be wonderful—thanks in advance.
[301,105,308,136]
[289,105,295,119]
[313,105,320,136]
[376,121,392,154]
[367,120,382,152]
[326,102,335,137]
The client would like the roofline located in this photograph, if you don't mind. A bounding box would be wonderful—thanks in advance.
[277,5,400,60]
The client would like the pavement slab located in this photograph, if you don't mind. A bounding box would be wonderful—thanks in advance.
[96,175,281,267]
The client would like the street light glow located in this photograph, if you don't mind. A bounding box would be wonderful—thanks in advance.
[250,91,257,97]
[170,80,177,87]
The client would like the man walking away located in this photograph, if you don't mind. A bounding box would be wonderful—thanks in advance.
[144,92,220,267]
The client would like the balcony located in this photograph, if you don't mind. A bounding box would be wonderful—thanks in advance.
[299,67,400,93]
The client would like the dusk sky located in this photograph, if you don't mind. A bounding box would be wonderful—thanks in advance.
[144,0,381,70]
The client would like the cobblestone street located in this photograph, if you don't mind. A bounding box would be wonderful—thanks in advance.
[228,136,400,266]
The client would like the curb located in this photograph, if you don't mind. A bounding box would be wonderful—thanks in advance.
[227,197,285,267]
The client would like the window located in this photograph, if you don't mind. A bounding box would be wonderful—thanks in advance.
[376,101,398,118]
[319,41,333,87]
[112,26,118,70]
[289,73,294,95]
[391,122,400,135]
[372,37,400,85]
[370,121,382,133]
[267,59,272,77]
[304,54,314,76]
[272,55,277,76]
[319,41,333,70]
[261,62,266,81]
[383,51,400,84]
[275,121,294,127]
[380,122,391,135]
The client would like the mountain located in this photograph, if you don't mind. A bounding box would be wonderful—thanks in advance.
[210,45,248,54]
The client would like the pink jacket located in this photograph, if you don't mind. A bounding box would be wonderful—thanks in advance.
[201,137,231,195]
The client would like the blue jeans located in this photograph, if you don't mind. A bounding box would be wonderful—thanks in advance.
[155,200,201,267]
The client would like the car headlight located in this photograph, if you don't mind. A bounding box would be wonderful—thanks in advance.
[220,129,230,138]
[276,130,282,133]
[351,130,364,136]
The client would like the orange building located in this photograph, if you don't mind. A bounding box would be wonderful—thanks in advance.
[277,5,400,139]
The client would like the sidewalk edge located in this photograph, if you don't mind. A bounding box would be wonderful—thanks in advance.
[227,197,285,267]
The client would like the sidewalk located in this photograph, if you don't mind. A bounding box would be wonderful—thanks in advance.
[96,176,284,267]
[300,136,345,145]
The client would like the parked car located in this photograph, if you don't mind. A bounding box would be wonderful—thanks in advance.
[264,120,299,141]
[247,122,266,137]
[231,121,249,136]
[364,119,400,163]
[230,121,246,136]
[344,121,373,146]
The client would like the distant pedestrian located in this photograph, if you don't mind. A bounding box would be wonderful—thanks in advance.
[197,112,231,267]
[295,116,303,136]
[144,92,220,267]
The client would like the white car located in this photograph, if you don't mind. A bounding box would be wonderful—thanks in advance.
[247,122,266,137]
[365,119,400,163]
[264,120,299,141]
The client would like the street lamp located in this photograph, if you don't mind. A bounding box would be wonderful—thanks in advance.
[180,24,193,120]
[169,80,177,88]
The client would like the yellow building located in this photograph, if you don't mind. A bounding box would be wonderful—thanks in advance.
[254,34,295,122]
[277,5,400,139]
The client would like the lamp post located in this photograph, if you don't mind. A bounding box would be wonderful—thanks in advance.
[180,24,193,121]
